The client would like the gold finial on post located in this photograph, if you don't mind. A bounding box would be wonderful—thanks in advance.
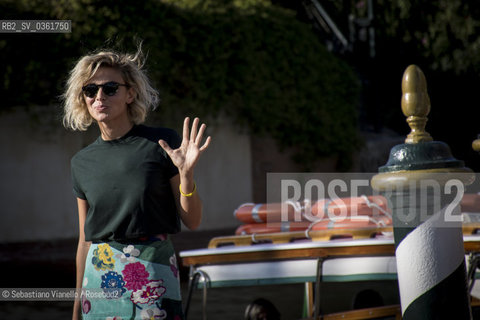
[472,135,480,152]
[401,65,433,144]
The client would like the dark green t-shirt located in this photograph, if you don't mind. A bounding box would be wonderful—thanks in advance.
[71,125,181,241]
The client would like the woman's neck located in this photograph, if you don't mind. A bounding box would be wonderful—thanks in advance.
[98,120,134,141]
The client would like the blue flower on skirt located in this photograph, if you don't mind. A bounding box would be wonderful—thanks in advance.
[101,271,127,299]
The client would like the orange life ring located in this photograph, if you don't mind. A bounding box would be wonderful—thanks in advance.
[461,193,480,212]
[309,215,392,231]
[309,195,390,220]
[235,222,311,235]
[233,202,302,224]
[235,216,392,235]
[233,196,390,224]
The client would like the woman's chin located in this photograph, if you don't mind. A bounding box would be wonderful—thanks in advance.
[92,113,110,123]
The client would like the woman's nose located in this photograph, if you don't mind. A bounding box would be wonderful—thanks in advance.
[95,88,106,100]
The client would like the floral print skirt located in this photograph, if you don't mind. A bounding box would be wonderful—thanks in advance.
[81,237,183,320]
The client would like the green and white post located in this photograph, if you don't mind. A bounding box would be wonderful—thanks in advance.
[372,65,474,319]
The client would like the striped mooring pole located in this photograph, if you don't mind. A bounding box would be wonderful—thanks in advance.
[371,65,474,319]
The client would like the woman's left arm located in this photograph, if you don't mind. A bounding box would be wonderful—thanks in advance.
[159,117,211,230]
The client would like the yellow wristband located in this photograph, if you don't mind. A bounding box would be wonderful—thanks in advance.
[179,183,196,197]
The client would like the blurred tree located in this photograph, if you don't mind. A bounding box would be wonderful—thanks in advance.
[315,0,480,170]
[316,0,480,74]
[374,0,480,74]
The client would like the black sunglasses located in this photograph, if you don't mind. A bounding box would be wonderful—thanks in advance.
[82,81,129,98]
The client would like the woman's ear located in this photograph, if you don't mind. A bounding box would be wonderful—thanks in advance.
[126,87,136,104]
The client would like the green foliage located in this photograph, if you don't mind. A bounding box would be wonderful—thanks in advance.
[0,0,361,168]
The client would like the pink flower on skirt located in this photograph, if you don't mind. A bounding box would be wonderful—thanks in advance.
[169,255,178,278]
[81,293,91,314]
[122,262,150,291]
[130,280,166,305]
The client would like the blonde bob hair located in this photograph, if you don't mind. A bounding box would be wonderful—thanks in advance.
[62,47,159,131]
